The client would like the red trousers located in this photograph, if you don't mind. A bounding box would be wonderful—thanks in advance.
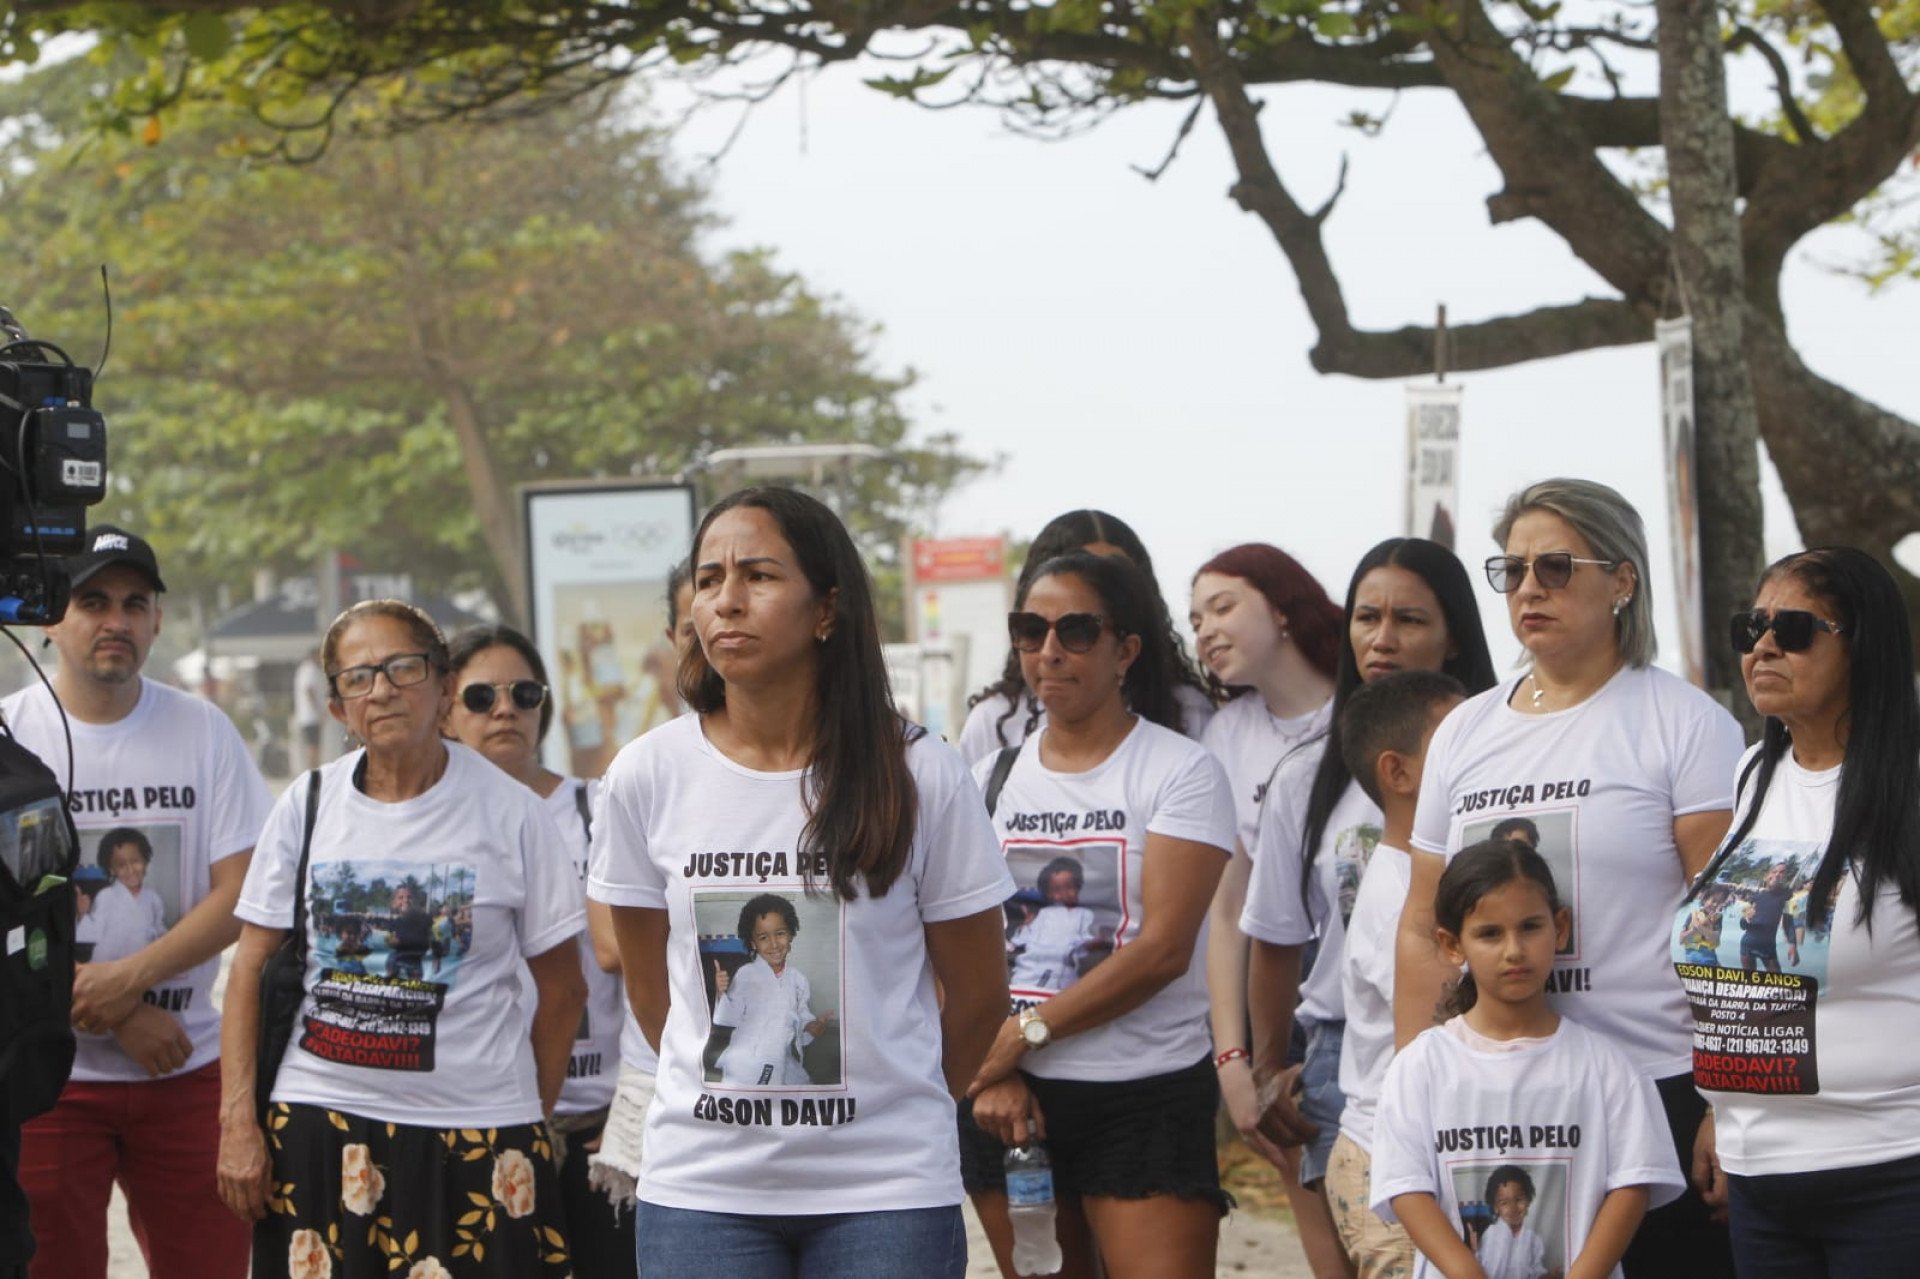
[18,1061,247,1279]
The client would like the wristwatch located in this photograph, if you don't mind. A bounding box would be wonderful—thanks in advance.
[1018,1007,1052,1049]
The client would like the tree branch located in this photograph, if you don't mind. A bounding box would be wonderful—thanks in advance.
[1821,0,1911,111]
[1727,26,1816,144]
[1309,298,1649,378]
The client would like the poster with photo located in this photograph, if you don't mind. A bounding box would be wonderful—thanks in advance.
[1332,819,1383,931]
[1674,837,1832,1095]
[74,822,184,966]
[1462,809,1579,958]
[1448,1159,1571,1279]
[523,482,696,777]
[693,889,845,1090]
[1002,838,1125,1005]
[295,858,479,1072]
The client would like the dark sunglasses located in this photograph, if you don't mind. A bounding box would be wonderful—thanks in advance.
[460,680,548,714]
[1483,553,1619,594]
[1008,611,1109,654]
[1730,609,1845,654]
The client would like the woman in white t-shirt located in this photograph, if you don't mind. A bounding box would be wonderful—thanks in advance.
[589,488,1013,1279]
[1395,478,1744,1278]
[1671,548,1920,1275]
[960,550,1237,1279]
[959,509,1214,765]
[218,600,588,1279]
[443,622,637,1279]
[1239,538,1496,1268]
[1183,541,1344,1274]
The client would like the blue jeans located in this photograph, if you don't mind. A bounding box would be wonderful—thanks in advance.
[634,1201,967,1278]
[1299,1018,1346,1186]
[1727,1151,1920,1278]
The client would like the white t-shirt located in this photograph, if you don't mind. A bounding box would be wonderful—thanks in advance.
[1672,746,1920,1175]
[981,718,1236,1081]
[1412,666,1744,1077]
[2,678,272,1083]
[544,778,627,1115]
[587,714,1014,1215]
[292,659,327,730]
[958,683,1216,767]
[1372,1017,1684,1279]
[1242,741,1385,1030]
[235,744,585,1127]
[1200,693,1332,856]
[1338,842,1413,1153]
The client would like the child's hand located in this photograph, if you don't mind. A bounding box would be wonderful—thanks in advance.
[712,960,730,996]
[1254,1063,1321,1149]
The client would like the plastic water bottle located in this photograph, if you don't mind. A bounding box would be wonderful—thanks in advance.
[1004,1143,1063,1276]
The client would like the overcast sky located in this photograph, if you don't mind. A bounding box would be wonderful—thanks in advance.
[660,51,1920,676]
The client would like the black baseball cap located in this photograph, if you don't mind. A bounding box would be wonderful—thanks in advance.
[67,525,167,593]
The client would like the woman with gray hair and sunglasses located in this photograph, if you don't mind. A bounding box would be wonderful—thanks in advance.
[1393,478,1745,1277]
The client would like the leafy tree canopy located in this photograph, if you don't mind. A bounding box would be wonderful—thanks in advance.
[0,48,983,619]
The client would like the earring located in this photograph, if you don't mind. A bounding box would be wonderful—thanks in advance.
[816,630,830,643]
[1612,598,1630,616]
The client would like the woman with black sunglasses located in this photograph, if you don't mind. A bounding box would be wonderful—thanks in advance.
[442,623,638,1279]
[1672,548,1920,1275]
[959,509,1214,766]
[961,551,1237,1279]
[1393,478,1745,1277]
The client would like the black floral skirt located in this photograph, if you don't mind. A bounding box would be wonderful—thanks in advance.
[253,1102,573,1278]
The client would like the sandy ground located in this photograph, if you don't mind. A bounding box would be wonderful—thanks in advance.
[104,1192,1310,1277]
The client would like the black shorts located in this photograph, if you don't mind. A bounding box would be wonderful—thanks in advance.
[958,1056,1227,1213]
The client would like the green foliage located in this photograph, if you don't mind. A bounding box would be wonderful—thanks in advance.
[0,54,983,617]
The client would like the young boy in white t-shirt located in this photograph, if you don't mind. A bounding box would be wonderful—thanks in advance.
[1322,670,1465,1279]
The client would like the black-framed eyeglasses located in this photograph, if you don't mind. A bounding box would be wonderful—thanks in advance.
[1008,611,1109,654]
[330,652,434,700]
[1483,553,1620,594]
[1730,609,1845,654]
[460,680,548,714]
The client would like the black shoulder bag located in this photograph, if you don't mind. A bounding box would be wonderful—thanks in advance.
[255,770,321,1120]
[983,746,1019,818]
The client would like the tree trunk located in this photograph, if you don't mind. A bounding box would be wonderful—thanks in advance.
[1656,0,1764,734]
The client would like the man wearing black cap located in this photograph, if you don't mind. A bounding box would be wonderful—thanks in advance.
[0,526,270,1279]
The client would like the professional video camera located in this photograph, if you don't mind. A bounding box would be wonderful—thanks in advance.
[0,304,109,625]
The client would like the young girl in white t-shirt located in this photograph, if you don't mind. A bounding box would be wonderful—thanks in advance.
[1373,840,1681,1279]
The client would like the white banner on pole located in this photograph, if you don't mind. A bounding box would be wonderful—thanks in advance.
[522,481,696,776]
[1405,384,1463,549]
[1657,316,1706,688]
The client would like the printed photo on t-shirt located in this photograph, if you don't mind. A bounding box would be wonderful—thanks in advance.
[694,889,844,1090]
[295,859,478,1072]
[1001,838,1123,1006]
[1674,838,1832,1096]
[1463,809,1579,958]
[1449,1159,1571,1279]
[1332,820,1383,930]
[77,822,183,966]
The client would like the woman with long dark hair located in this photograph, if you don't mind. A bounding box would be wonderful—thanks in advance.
[588,488,1012,1277]
[1673,547,1920,1274]
[961,551,1237,1279]
[1396,479,1745,1277]
[1239,537,1496,1274]
[959,510,1213,765]
[1185,543,1344,1275]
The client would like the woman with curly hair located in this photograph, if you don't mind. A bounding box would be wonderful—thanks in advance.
[959,509,1213,765]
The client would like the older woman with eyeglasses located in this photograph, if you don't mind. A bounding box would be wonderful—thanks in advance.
[1672,549,1920,1276]
[1394,478,1745,1278]
[217,600,587,1279]
[442,623,639,1279]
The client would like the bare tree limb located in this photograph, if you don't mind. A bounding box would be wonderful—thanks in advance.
[1727,25,1817,144]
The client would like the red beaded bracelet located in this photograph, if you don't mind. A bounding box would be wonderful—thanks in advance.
[1214,1047,1250,1069]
